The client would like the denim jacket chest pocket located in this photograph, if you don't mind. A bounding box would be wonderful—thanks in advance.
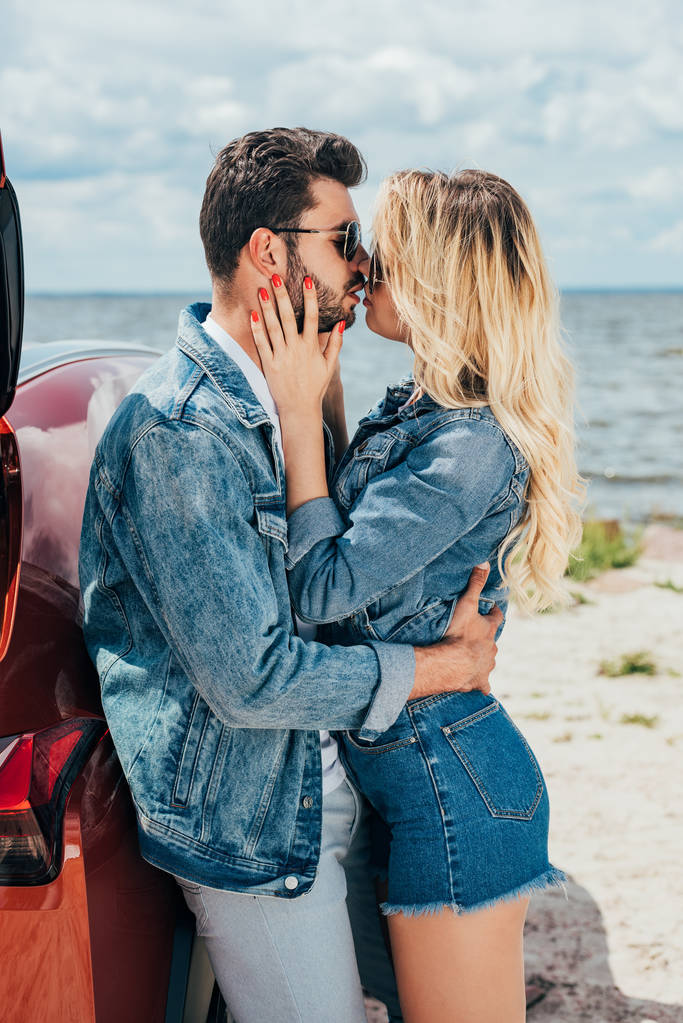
[255,501,288,553]
[334,433,400,511]
[237,429,289,553]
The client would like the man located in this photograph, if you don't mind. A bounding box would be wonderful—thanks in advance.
[79,128,501,1022]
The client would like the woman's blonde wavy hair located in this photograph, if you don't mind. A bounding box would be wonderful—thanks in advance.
[372,169,584,611]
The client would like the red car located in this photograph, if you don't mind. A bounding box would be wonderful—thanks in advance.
[0,137,224,1022]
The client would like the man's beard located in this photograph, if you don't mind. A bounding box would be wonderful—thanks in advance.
[286,246,359,333]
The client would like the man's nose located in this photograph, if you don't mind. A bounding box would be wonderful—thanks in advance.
[354,243,370,274]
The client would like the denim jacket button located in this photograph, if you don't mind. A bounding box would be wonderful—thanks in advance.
[284,875,299,890]
[302,796,313,809]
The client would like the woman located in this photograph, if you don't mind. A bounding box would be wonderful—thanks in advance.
[250,169,583,1022]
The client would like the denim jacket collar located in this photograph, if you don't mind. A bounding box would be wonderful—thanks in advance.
[177,302,274,433]
[363,378,443,426]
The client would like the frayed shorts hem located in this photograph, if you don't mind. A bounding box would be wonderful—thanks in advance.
[380,866,567,918]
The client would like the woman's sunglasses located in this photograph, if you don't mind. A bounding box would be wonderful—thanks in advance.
[270,220,361,262]
[367,249,386,295]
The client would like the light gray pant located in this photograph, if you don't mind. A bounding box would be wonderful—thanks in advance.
[174,776,401,1023]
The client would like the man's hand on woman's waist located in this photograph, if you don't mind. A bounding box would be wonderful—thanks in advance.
[410,563,501,700]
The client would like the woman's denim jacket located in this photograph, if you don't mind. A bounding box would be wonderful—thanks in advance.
[286,381,530,651]
[78,303,413,895]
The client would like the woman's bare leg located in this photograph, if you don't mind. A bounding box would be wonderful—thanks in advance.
[387,896,530,1023]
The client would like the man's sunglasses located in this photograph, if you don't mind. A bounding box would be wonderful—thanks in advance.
[270,220,361,262]
[367,249,386,295]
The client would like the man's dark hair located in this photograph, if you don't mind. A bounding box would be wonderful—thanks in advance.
[199,127,367,289]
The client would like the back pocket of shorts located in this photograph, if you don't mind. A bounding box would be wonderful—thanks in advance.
[441,700,543,820]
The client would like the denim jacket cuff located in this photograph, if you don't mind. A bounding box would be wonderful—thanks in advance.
[356,642,415,741]
[285,498,345,569]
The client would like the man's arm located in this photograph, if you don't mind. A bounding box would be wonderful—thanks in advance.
[108,420,495,740]
[108,419,401,736]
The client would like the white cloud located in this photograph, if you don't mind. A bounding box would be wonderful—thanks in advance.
[538,47,683,150]
[627,167,683,202]
[177,77,251,138]
[18,173,196,244]
[634,46,683,133]
[1,0,682,290]
[15,172,204,292]
[649,220,683,254]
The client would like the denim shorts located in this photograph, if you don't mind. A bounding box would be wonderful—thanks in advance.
[340,689,565,916]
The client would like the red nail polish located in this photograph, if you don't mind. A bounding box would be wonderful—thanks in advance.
[272,274,283,288]
[259,288,269,302]
[304,277,313,290]
[338,320,346,333]
[251,310,259,322]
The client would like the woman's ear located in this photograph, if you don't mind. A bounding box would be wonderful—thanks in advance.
[248,228,287,278]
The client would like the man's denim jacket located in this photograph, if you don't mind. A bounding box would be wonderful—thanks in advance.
[286,382,530,651]
[78,303,413,895]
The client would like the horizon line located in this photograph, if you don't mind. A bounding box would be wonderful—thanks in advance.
[25,286,683,298]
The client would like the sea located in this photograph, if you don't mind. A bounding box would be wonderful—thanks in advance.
[21,291,683,523]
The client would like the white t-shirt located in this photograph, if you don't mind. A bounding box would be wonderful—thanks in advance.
[202,314,346,796]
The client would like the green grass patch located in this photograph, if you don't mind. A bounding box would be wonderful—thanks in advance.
[567,519,642,582]
[588,733,604,740]
[654,579,683,594]
[598,651,657,677]
[619,713,659,729]
[522,710,552,721]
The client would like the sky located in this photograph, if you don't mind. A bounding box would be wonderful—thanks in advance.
[1,0,682,293]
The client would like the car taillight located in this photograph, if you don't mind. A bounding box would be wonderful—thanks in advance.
[0,718,106,885]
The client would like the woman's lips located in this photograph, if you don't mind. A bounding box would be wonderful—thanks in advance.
[362,297,371,307]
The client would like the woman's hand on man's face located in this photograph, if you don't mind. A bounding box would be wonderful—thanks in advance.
[250,274,345,417]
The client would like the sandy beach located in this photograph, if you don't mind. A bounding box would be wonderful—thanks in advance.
[492,524,683,1022]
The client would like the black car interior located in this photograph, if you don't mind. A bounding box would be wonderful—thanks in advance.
[0,132,24,419]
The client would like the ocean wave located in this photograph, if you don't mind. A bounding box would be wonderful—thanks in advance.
[581,471,680,485]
